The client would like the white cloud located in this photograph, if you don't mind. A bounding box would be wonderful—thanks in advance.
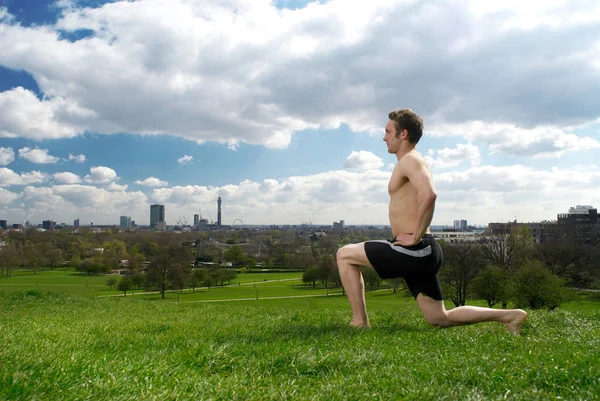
[344,151,384,171]
[107,182,128,192]
[18,147,60,164]
[0,87,92,140]
[135,177,169,187]
[177,155,193,165]
[0,168,48,187]
[53,172,81,184]
[83,166,118,184]
[426,143,481,169]
[0,0,598,150]
[0,147,15,165]
[0,188,20,204]
[429,122,600,158]
[68,153,86,163]
[1,162,599,226]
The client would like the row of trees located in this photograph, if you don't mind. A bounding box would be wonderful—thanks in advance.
[1,225,598,308]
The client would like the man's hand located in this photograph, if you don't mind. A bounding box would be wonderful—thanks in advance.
[392,233,421,247]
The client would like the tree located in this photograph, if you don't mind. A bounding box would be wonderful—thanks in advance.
[118,276,133,296]
[106,277,117,289]
[222,245,247,266]
[303,266,320,288]
[318,255,335,288]
[439,242,484,307]
[471,265,509,308]
[512,260,572,310]
[0,243,21,277]
[147,247,187,299]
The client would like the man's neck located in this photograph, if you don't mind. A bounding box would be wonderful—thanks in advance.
[395,145,416,161]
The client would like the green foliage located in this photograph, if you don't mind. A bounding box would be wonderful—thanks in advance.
[472,265,509,308]
[302,266,320,288]
[106,277,117,289]
[117,276,133,296]
[512,260,572,310]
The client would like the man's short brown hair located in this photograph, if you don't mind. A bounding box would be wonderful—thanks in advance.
[388,108,424,144]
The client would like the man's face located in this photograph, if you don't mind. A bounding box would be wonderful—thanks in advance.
[383,120,402,153]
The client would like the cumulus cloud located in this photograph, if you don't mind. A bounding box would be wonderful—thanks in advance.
[83,166,118,184]
[1,162,599,226]
[18,147,60,164]
[68,153,86,163]
[0,0,598,152]
[426,143,481,169]
[177,155,193,165]
[0,168,47,187]
[0,147,15,165]
[53,172,81,184]
[0,188,20,204]
[429,122,600,158]
[107,182,128,192]
[135,177,169,187]
[0,87,92,140]
[344,151,384,171]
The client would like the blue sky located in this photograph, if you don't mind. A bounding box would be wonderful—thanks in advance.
[1,0,599,227]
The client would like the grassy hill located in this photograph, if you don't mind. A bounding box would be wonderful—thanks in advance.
[1,290,599,400]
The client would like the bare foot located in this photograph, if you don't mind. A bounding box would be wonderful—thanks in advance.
[504,309,527,335]
[350,320,370,328]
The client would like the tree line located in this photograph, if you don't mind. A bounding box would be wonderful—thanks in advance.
[1,225,598,308]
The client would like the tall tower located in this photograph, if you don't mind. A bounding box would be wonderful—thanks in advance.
[217,196,222,226]
[150,204,165,229]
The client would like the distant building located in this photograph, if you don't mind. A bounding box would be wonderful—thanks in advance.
[453,220,468,231]
[557,205,598,244]
[0,220,6,229]
[42,220,56,230]
[155,221,167,232]
[332,220,345,233]
[74,218,80,228]
[150,204,165,230]
[198,218,209,232]
[120,216,131,229]
[217,196,222,226]
[194,214,200,227]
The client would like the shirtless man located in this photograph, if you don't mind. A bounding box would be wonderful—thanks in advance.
[336,108,527,334]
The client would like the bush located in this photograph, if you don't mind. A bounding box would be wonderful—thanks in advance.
[512,260,572,310]
[472,265,509,308]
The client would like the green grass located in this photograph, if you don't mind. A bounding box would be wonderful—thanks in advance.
[1,291,599,400]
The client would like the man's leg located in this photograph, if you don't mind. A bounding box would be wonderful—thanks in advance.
[416,294,528,335]
[336,243,374,328]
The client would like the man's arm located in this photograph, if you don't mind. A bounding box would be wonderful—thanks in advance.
[405,154,437,244]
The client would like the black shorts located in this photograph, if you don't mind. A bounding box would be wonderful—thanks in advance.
[364,234,444,300]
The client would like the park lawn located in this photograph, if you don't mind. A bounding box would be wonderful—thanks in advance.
[1,291,599,400]
[0,270,305,297]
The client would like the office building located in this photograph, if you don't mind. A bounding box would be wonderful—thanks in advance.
[0,220,6,230]
[194,214,200,227]
[150,204,165,229]
[333,220,345,233]
[557,205,598,244]
[120,216,131,229]
[74,218,79,228]
[42,220,56,230]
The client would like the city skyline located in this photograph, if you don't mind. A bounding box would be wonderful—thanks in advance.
[1,1,599,227]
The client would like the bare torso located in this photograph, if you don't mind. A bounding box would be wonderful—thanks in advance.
[388,150,432,237]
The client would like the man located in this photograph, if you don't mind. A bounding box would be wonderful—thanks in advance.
[336,108,527,334]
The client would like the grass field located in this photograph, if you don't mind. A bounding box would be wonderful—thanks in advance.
[1,271,599,400]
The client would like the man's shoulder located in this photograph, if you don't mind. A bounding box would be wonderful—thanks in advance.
[399,151,427,167]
